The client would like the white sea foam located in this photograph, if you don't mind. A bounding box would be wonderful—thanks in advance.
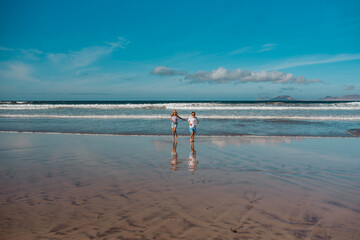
[1,114,360,121]
[1,102,360,110]
[0,131,353,138]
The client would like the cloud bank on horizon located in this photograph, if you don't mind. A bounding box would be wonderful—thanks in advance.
[151,66,323,85]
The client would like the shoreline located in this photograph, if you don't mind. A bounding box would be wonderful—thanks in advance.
[1,130,358,138]
[1,99,360,103]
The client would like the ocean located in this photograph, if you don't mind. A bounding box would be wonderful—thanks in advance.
[1,100,359,137]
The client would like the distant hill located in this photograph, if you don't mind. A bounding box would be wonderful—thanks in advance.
[257,95,295,101]
[256,94,360,101]
[320,96,339,100]
[270,95,295,101]
[319,95,360,101]
[342,95,360,100]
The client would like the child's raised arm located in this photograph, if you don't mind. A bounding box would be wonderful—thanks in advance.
[176,113,186,121]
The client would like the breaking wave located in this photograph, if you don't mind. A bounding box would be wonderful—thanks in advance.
[1,114,360,121]
[1,102,360,110]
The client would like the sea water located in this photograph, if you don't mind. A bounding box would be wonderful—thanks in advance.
[0,101,359,137]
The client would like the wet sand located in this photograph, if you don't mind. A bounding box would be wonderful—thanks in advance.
[0,133,359,239]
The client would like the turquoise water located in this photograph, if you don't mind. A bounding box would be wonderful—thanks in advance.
[0,101,359,137]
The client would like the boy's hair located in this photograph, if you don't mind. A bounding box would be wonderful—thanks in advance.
[191,112,196,116]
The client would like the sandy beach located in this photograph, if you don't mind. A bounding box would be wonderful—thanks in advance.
[0,133,359,239]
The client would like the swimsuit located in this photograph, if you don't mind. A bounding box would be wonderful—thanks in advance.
[188,117,198,133]
[171,115,178,128]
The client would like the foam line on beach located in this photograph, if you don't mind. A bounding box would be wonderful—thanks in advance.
[1,114,360,121]
[1,102,360,110]
[0,130,356,138]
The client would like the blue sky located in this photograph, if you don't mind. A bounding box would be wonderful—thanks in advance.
[0,0,359,100]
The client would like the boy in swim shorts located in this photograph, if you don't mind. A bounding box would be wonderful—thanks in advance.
[188,112,199,142]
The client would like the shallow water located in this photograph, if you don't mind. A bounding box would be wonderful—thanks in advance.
[1,101,360,137]
[0,133,359,239]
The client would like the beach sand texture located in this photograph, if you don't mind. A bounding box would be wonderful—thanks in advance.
[0,133,359,239]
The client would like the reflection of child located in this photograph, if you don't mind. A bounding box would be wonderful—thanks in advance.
[171,151,179,171]
[170,109,185,140]
[188,150,198,172]
[171,141,185,171]
[188,142,198,172]
[188,112,199,142]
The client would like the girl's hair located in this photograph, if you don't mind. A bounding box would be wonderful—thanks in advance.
[171,110,177,116]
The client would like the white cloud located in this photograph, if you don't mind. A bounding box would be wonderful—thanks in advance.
[47,53,68,64]
[185,67,322,85]
[47,37,128,69]
[150,66,186,76]
[0,47,16,51]
[105,37,129,48]
[269,54,360,70]
[228,46,253,55]
[0,61,39,82]
[1,37,128,67]
[258,43,276,52]
[228,43,276,56]
[47,46,111,69]
[344,85,356,91]
[70,46,114,68]
[0,47,43,60]
[20,49,43,60]
[308,79,323,84]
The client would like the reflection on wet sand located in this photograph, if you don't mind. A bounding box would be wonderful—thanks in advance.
[170,140,179,171]
[188,141,198,172]
[208,135,302,148]
[1,133,360,239]
[154,136,302,151]
[170,140,199,172]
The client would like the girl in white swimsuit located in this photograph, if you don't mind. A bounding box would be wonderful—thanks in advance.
[170,109,185,140]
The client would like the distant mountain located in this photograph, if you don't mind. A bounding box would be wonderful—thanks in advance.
[257,95,297,101]
[270,95,295,101]
[257,94,360,101]
[342,95,360,100]
[319,95,360,101]
[320,96,340,101]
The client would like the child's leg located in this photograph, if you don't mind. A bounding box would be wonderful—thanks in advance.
[190,132,194,141]
[172,127,176,139]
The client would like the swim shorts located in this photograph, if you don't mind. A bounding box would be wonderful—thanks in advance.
[171,122,178,128]
[189,127,197,133]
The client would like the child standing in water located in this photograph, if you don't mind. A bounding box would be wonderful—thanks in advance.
[170,110,185,140]
[188,112,199,142]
